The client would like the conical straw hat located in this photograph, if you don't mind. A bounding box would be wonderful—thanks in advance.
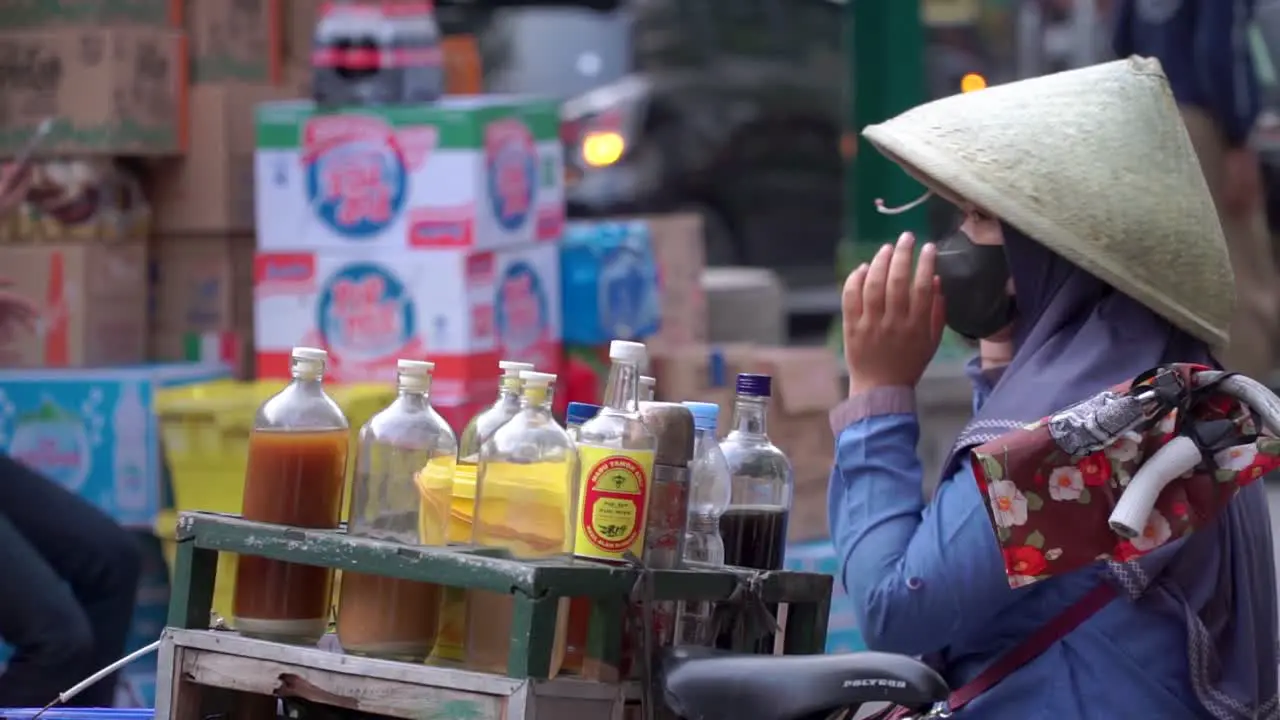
[863,56,1234,348]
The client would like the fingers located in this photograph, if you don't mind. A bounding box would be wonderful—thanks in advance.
[884,233,916,320]
[912,241,937,322]
[861,243,893,321]
[842,263,868,321]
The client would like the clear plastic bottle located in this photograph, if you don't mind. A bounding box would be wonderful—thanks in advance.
[337,360,457,661]
[234,347,350,643]
[675,401,732,646]
[466,371,577,674]
[562,400,602,674]
[430,360,534,665]
[575,341,658,563]
[639,375,656,401]
[717,373,793,652]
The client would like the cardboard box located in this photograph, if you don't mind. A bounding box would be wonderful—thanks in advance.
[150,234,254,333]
[149,84,294,233]
[280,0,320,74]
[0,27,187,156]
[0,243,149,368]
[254,97,565,252]
[0,363,229,527]
[254,242,562,398]
[0,0,181,28]
[637,213,707,345]
[186,0,283,85]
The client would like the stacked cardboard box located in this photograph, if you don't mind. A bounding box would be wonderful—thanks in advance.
[252,97,567,429]
[146,0,289,377]
[0,0,190,368]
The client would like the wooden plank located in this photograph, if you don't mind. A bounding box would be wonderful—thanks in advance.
[168,629,525,696]
[182,650,507,719]
[177,512,535,595]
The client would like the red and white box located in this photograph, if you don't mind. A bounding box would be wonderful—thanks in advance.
[253,241,561,405]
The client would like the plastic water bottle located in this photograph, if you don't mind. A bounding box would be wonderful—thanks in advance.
[676,401,732,646]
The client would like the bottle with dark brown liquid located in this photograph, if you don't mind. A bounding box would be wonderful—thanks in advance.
[716,374,793,654]
[233,346,350,644]
[337,359,457,661]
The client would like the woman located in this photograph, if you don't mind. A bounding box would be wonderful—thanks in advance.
[829,58,1278,717]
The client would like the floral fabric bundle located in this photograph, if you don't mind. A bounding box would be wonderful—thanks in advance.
[971,364,1280,587]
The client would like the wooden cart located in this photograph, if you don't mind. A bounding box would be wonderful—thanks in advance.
[157,511,833,719]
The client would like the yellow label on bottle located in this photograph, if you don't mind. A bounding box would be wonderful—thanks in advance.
[415,455,456,546]
[428,586,468,663]
[574,445,656,562]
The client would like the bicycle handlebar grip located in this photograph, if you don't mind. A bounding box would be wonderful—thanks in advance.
[1108,435,1201,539]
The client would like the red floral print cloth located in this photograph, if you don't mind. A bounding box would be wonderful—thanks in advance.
[971,364,1280,587]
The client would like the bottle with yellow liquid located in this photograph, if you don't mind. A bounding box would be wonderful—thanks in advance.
[466,371,577,675]
[336,359,457,662]
[575,340,658,564]
[429,359,533,665]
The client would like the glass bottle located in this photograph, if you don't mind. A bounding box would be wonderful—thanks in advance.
[337,359,457,661]
[466,371,577,674]
[716,373,793,653]
[639,375,656,401]
[675,401,732,646]
[574,340,658,563]
[234,346,350,643]
[562,400,602,674]
[429,359,533,665]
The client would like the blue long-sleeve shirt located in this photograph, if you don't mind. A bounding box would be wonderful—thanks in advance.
[1113,0,1259,147]
[827,363,1209,718]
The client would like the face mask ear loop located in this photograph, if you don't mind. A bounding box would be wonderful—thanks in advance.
[874,190,933,215]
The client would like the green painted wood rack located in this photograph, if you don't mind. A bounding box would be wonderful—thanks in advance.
[168,511,833,680]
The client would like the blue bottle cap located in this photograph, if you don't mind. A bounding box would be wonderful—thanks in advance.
[566,402,603,427]
[735,373,772,398]
[681,401,720,431]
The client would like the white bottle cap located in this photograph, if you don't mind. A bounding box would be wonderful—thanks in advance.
[609,340,647,364]
[519,370,557,386]
[499,360,535,375]
[397,359,435,375]
[292,346,328,362]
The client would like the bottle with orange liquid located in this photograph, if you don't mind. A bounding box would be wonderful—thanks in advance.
[428,359,533,665]
[466,371,577,675]
[337,359,457,661]
[233,346,350,644]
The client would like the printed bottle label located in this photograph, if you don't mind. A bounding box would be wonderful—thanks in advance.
[574,445,655,562]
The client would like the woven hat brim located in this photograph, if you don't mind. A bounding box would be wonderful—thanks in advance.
[863,84,1231,349]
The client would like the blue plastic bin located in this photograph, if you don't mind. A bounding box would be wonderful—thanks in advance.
[0,711,154,719]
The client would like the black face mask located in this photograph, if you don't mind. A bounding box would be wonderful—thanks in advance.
[934,228,1016,340]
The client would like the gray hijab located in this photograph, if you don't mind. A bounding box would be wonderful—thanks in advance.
[945,223,1278,720]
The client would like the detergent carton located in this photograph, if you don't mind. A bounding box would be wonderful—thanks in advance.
[0,363,230,528]
[784,539,867,654]
[254,97,565,252]
[560,220,661,344]
[254,242,561,402]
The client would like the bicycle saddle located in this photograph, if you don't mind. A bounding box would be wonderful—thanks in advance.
[660,646,949,720]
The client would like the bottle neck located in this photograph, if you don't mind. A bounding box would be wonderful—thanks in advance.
[602,360,641,413]
[729,395,769,437]
[289,365,325,395]
[521,385,553,410]
[688,513,721,533]
[395,382,431,410]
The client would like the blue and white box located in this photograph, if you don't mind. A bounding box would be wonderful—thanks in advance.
[561,220,661,344]
[0,363,230,528]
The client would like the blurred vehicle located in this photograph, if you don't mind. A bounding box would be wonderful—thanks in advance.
[438,0,1019,307]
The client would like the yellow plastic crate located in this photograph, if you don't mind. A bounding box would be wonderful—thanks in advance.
[155,380,395,622]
